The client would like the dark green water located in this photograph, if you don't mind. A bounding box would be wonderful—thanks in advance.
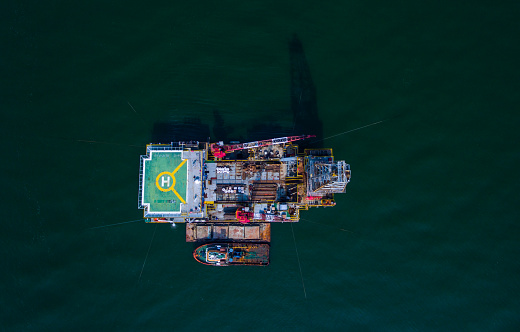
[2,0,519,330]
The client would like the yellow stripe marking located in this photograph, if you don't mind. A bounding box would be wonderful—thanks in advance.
[173,188,186,204]
[171,159,187,204]
[172,159,187,175]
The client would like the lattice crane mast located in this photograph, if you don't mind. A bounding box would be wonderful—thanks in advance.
[210,135,315,158]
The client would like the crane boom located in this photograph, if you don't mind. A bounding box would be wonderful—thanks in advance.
[211,135,315,158]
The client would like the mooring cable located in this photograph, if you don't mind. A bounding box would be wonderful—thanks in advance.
[87,219,144,230]
[137,224,158,285]
[310,119,387,144]
[291,223,307,299]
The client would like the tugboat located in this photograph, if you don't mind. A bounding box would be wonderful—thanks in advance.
[193,243,269,266]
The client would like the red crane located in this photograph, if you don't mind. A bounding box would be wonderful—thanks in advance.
[211,135,315,158]
[235,208,253,224]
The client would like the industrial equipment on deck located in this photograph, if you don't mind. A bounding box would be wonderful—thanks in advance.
[138,135,351,266]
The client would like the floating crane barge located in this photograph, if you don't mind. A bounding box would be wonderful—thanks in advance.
[138,135,350,266]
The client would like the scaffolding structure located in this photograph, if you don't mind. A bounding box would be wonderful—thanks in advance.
[306,159,351,195]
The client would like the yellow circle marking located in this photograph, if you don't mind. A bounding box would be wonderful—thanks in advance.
[153,159,188,204]
[156,172,176,192]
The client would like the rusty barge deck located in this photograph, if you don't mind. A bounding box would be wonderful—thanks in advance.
[186,223,270,242]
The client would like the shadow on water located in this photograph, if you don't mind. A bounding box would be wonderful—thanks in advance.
[151,118,210,143]
[151,34,323,146]
[212,109,232,143]
[244,34,323,147]
[288,34,323,149]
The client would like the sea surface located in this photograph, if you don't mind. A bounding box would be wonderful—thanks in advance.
[1,0,519,331]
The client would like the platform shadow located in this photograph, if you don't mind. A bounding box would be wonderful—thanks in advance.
[151,117,210,144]
[152,34,323,148]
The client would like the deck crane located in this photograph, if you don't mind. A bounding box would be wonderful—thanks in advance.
[210,135,315,158]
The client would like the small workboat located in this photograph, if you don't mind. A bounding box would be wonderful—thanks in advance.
[193,243,269,266]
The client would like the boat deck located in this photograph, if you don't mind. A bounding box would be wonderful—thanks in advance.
[193,243,270,266]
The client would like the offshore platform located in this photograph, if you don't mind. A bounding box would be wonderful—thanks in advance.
[138,135,350,266]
